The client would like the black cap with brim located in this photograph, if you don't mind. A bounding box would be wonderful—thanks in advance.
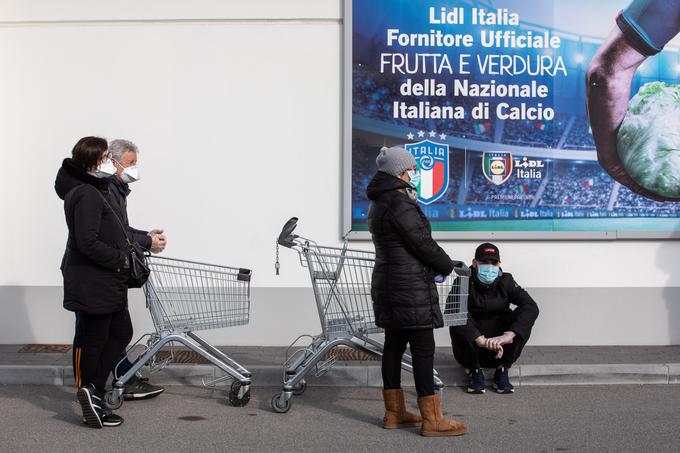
[475,242,500,262]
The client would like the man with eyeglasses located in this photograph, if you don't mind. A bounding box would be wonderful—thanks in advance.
[105,139,166,400]
[449,243,539,394]
[107,140,166,255]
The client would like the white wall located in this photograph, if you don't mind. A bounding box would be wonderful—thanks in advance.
[0,0,345,289]
[1,0,679,345]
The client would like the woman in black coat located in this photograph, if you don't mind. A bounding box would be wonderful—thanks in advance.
[55,136,132,428]
[366,146,467,437]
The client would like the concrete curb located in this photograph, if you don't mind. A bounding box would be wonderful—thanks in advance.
[2,363,679,387]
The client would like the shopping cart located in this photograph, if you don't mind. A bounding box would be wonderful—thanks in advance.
[270,218,469,413]
[105,256,254,409]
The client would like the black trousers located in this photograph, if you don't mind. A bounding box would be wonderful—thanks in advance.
[382,328,436,397]
[449,314,528,370]
[72,309,133,394]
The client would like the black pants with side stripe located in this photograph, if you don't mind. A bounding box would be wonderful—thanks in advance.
[72,309,133,394]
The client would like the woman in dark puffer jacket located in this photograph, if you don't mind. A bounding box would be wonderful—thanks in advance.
[55,136,132,428]
[366,146,467,437]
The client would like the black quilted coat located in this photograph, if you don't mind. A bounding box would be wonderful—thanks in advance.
[55,158,129,314]
[366,171,454,330]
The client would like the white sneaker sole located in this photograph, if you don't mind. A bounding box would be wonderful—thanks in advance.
[102,418,124,427]
[493,385,515,394]
[467,388,485,394]
[123,388,165,400]
[76,388,102,429]
[83,418,124,427]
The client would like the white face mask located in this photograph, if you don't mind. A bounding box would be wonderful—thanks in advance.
[95,158,117,178]
[120,165,140,183]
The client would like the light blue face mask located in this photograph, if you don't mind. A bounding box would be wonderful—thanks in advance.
[477,264,501,284]
[407,169,421,189]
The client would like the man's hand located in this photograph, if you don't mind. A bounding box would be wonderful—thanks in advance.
[474,335,504,357]
[486,331,516,350]
[148,229,167,254]
[475,333,515,359]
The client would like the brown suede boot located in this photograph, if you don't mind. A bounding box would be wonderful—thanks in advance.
[382,389,423,429]
[417,394,468,437]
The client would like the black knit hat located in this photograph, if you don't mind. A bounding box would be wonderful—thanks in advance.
[475,242,500,262]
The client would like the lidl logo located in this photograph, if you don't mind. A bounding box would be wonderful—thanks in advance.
[482,151,513,186]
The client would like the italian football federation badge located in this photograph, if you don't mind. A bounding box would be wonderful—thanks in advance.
[405,140,449,205]
[482,151,513,186]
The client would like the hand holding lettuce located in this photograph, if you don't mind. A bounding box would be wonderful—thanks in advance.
[587,0,680,203]
[617,82,680,199]
[587,25,679,202]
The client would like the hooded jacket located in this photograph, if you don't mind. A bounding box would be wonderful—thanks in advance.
[55,158,129,314]
[366,171,454,330]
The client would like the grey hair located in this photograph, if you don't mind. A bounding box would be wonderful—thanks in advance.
[109,139,139,161]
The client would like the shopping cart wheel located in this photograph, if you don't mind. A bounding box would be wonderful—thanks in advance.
[228,381,251,407]
[104,390,123,410]
[292,380,307,396]
[271,393,291,413]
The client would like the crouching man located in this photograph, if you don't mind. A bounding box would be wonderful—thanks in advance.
[450,243,539,394]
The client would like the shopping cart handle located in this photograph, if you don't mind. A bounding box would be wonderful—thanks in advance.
[452,261,471,277]
[278,217,299,248]
[237,269,252,282]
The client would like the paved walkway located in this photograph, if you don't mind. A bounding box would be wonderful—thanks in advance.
[1,344,679,387]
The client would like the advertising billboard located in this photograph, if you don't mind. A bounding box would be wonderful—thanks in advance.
[344,0,680,239]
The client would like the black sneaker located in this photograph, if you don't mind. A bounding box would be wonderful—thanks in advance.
[123,377,165,401]
[494,367,515,394]
[467,368,486,394]
[91,392,124,427]
[78,385,124,427]
[83,411,124,427]
[77,384,103,428]
[98,407,124,427]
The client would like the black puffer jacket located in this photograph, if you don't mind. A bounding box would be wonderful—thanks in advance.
[55,158,129,314]
[465,268,540,340]
[366,171,455,330]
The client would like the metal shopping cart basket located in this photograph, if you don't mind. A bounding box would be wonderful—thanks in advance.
[270,218,469,413]
[105,256,254,409]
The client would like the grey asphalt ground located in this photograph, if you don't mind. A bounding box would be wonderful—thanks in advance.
[1,384,679,453]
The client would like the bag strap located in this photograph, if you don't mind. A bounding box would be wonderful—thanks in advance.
[90,185,135,248]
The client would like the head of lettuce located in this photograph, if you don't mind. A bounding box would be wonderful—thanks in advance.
[617,81,680,199]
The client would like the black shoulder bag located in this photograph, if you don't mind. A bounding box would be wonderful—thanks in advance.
[94,189,151,288]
